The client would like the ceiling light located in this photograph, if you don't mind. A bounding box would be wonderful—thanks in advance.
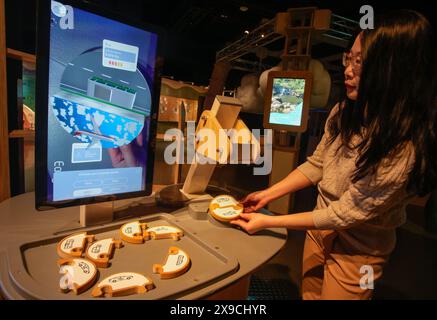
[240,6,248,12]
[244,30,249,34]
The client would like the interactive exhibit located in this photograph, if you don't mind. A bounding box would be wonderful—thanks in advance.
[0,0,336,300]
[0,0,293,299]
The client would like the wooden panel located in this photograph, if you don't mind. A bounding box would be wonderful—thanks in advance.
[268,149,297,214]
[23,140,34,193]
[409,194,431,207]
[158,95,198,122]
[314,9,332,31]
[275,12,290,36]
[210,96,242,130]
[0,0,10,202]
[8,129,35,141]
[204,61,231,109]
[6,48,36,63]
[7,57,24,196]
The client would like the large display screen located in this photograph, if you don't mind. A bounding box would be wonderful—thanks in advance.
[36,1,158,207]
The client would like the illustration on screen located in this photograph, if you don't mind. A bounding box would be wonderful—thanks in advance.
[46,1,157,202]
[268,78,305,127]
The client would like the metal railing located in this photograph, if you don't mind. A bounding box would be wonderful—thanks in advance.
[216,12,358,63]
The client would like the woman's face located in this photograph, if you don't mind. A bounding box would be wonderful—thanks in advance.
[344,34,362,100]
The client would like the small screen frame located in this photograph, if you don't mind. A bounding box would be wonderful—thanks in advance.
[263,70,313,132]
[35,0,162,210]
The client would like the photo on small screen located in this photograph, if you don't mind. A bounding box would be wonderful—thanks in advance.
[269,78,305,127]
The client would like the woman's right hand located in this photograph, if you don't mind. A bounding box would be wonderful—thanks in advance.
[240,190,271,213]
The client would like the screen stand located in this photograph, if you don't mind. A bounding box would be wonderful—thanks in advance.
[277,130,290,146]
[79,201,114,227]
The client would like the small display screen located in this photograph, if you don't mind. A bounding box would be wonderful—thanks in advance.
[268,78,306,127]
[45,1,157,202]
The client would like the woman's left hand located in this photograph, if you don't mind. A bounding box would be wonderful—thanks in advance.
[230,213,273,234]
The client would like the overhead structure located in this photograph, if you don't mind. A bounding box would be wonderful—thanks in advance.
[317,14,360,47]
[215,11,358,70]
[216,17,283,64]
[205,8,358,108]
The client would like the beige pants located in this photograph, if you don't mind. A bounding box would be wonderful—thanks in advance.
[301,229,388,300]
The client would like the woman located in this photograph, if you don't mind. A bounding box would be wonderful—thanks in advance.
[231,10,437,300]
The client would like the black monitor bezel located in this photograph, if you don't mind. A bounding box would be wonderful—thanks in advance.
[263,70,313,133]
[35,0,162,210]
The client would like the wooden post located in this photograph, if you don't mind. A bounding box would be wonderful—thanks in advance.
[0,0,11,202]
[268,7,315,214]
[203,61,231,109]
[79,202,114,227]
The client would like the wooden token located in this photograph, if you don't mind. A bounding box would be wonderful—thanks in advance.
[57,232,95,258]
[92,272,155,298]
[58,258,98,295]
[119,221,148,244]
[209,195,243,222]
[144,225,184,241]
[85,238,123,268]
[153,246,191,279]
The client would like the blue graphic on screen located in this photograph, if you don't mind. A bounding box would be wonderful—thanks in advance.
[52,95,143,149]
[269,78,305,126]
[47,1,157,201]
[104,47,136,63]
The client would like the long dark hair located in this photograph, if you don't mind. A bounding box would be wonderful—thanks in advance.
[328,10,437,196]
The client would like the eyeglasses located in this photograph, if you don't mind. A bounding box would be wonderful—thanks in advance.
[342,52,362,75]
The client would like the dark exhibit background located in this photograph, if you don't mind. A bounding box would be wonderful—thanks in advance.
[5,0,437,86]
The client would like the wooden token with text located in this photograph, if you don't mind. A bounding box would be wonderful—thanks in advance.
[153,246,191,279]
[144,225,184,241]
[57,232,95,258]
[85,238,123,268]
[58,258,98,295]
[92,272,155,297]
[119,221,148,244]
[209,195,243,222]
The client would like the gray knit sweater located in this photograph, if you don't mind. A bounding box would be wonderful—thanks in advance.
[297,104,415,256]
